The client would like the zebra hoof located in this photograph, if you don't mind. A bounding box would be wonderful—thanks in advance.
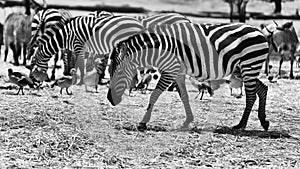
[232,123,246,131]
[261,121,270,131]
[137,123,147,132]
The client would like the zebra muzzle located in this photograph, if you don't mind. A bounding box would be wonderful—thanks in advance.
[107,89,121,106]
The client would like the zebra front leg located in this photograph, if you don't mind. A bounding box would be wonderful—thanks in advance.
[232,81,257,130]
[76,56,85,85]
[289,54,295,79]
[138,73,175,131]
[278,56,283,78]
[174,75,194,130]
[51,54,59,80]
[138,88,164,131]
[256,80,269,131]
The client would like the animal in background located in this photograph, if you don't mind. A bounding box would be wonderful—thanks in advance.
[83,58,102,92]
[261,21,299,79]
[0,23,3,57]
[27,9,72,80]
[6,68,35,95]
[4,12,32,66]
[51,68,76,95]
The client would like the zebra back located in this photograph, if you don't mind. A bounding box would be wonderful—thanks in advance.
[140,13,191,28]
[29,9,72,51]
[112,22,269,81]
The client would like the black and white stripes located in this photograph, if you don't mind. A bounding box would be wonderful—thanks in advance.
[108,22,270,131]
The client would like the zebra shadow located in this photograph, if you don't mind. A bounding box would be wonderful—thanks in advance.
[192,126,293,139]
[114,122,168,132]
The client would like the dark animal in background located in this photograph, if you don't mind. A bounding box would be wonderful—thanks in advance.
[7,68,35,95]
[0,23,3,57]
[51,68,76,95]
[4,12,32,66]
[261,21,299,79]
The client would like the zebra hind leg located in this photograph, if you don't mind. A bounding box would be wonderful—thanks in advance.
[256,80,269,131]
[174,75,194,130]
[232,82,257,130]
[233,79,269,131]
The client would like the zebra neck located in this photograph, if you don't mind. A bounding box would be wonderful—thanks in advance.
[124,32,179,70]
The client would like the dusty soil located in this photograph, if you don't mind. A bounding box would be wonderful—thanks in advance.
[0,58,300,168]
[1,0,300,168]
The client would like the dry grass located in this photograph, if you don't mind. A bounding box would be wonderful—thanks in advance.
[0,58,300,168]
[1,0,300,167]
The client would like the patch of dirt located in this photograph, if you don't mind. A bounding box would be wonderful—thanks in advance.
[0,58,300,168]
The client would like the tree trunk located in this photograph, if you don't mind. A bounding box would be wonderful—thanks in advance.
[228,0,249,23]
[24,0,31,15]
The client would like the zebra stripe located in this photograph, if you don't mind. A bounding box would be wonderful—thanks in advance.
[32,15,144,73]
[108,22,270,131]
[96,13,191,80]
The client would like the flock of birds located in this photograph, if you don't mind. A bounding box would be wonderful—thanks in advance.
[0,63,244,102]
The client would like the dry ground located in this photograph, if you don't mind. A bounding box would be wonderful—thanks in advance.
[0,57,300,168]
[1,0,300,168]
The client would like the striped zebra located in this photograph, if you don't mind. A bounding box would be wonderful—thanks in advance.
[96,13,191,84]
[27,8,72,80]
[30,15,145,84]
[107,22,270,131]
[261,21,299,79]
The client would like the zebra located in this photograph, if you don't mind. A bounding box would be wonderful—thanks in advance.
[96,13,191,86]
[30,15,145,83]
[107,22,270,131]
[261,21,299,79]
[27,8,72,80]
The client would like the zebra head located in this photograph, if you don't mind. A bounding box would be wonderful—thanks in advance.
[107,43,136,106]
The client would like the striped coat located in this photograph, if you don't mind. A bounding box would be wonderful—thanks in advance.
[108,22,270,131]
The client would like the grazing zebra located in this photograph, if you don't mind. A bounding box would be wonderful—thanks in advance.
[261,21,299,79]
[107,22,270,131]
[27,8,72,80]
[31,15,144,83]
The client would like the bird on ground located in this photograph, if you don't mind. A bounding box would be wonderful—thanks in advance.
[51,68,76,95]
[29,69,51,89]
[189,77,214,100]
[6,68,35,95]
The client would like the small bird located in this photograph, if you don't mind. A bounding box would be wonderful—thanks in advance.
[51,68,77,95]
[189,77,214,100]
[29,69,51,89]
[7,68,35,95]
